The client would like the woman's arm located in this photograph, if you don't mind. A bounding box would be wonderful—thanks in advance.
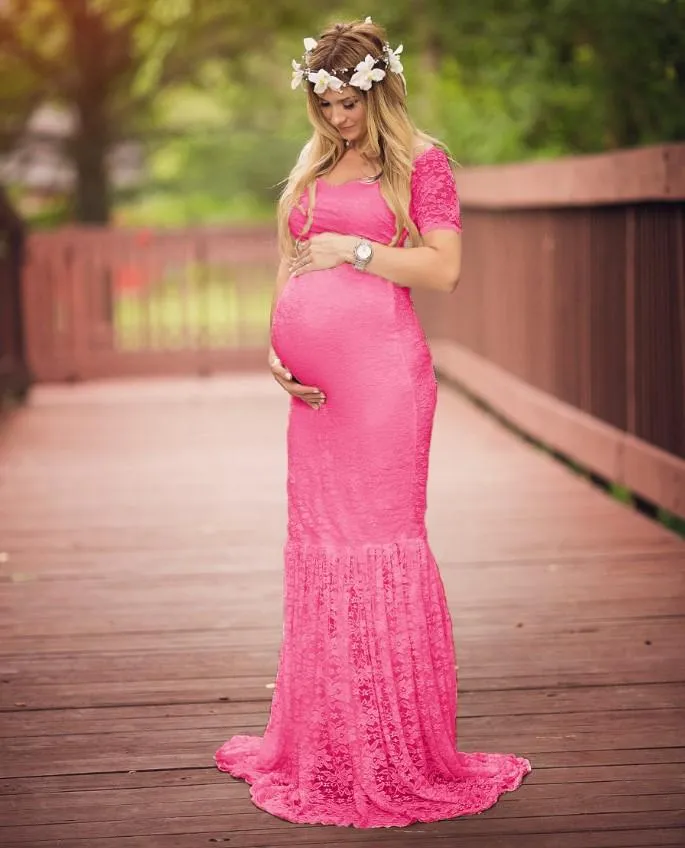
[351,230,461,293]
[269,257,291,329]
[289,230,461,294]
[269,256,292,374]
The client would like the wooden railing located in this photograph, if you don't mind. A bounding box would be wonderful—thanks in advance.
[412,143,685,516]
[0,191,29,401]
[22,225,278,381]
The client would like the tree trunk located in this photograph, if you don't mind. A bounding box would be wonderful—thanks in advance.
[67,1,113,224]
[72,100,110,224]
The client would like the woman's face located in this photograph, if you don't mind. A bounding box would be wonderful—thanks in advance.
[316,87,367,145]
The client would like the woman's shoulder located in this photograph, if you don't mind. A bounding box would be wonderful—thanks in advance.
[411,139,452,168]
[410,141,453,183]
[412,139,435,161]
[408,139,462,231]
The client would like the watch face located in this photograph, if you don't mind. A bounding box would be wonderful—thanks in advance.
[356,242,372,261]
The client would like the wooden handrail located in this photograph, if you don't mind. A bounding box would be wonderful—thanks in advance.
[457,143,685,208]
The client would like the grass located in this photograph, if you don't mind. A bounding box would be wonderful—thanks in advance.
[113,263,273,350]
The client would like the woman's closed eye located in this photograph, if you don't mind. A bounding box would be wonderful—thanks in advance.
[321,101,357,110]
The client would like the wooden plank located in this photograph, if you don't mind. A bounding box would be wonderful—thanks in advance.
[3,830,685,848]
[1,744,682,783]
[1,683,683,741]
[6,667,685,711]
[3,761,685,799]
[5,832,685,848]
[2,708,685,761]
[4,781,685,827]
[0,736,685,777]
[1,810,684,843]
[4,614,684,663]
[2,647,684,696]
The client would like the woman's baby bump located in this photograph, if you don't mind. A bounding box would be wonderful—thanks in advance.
[271,266,394,387]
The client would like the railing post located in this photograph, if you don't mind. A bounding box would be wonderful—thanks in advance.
[194,231,210,376]
[625,207,636,438]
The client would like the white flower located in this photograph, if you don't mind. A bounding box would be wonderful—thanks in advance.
[303,37,318,52]
[386,43,404,74]
[307,68,344,94]
[291,59,305,90]
[349,54,386,91]
[364,16,372,23]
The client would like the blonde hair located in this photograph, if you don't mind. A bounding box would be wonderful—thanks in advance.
[277,18,448,259]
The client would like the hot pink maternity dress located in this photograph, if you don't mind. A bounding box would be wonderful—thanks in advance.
[214,145,531,827]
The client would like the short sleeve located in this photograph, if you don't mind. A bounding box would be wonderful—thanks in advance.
[409,146,462,234]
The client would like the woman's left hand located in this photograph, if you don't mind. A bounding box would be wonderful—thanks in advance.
[289,233,355,276]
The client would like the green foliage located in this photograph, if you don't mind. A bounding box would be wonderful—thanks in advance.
[0,0,312,221]
[3,0,684,224]
[117,36,314,226]
[657,508,685,538]
[120,0,685,222]
[22,197,72,230]
[361,0,685,153]
[609,483,634,506]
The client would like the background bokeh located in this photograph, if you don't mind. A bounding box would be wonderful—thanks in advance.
[1,0,684,228]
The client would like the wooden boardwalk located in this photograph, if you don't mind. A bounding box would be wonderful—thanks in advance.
[1,375,684,847]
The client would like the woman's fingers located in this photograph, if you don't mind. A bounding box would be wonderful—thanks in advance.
[289,257,311,274]
[269,348,325,407]
[288,243,312,274]
[291,383,326,405]
[269,354,292,382]
[294,255,311,270]
[272,374,326,408]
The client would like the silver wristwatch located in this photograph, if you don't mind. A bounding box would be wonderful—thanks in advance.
[352,238,373,271]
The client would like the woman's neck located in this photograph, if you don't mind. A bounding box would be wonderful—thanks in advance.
[343,143,380,167]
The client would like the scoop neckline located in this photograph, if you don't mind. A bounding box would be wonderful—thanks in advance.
[316,175,381,188]
[316,145,436,188]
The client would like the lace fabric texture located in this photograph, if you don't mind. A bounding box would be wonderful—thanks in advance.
[215,145,531,827]
[409,145,463,235]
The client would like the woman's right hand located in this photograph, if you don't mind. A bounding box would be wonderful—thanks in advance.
[269,348,326,410]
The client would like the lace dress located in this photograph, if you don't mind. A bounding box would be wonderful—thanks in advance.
[214,146,532,827]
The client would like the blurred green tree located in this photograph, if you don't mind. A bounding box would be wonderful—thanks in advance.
[3,2,683,225]
[0,0,310,222]
[365,0,685,157]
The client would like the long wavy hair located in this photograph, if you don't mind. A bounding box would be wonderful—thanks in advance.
[277,18,446,259]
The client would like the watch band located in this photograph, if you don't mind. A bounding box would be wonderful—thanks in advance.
[353,238,373,271]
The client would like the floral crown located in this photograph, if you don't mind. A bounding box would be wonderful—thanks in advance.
[291,17,405,95]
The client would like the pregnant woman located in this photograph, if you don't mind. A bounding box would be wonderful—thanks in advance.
[215,16,531,828]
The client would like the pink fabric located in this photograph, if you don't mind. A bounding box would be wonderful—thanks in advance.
[215,145,531,827]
